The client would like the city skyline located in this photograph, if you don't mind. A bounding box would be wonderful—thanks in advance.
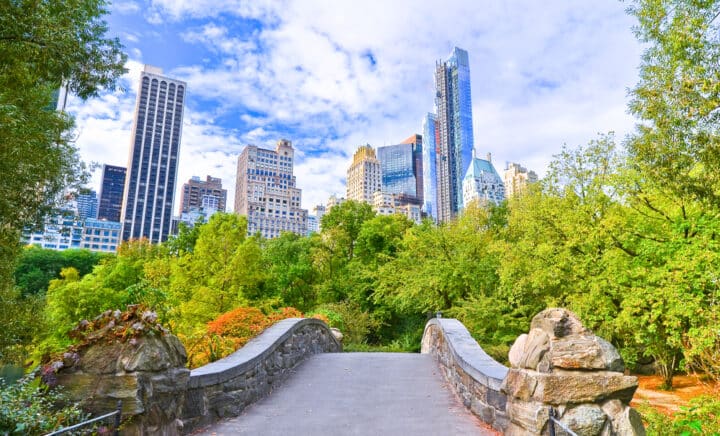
[65,1,641,212]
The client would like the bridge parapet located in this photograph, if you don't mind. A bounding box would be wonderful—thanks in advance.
[422,310,646,436]
[421,318,510,432]
[182,317,341,432]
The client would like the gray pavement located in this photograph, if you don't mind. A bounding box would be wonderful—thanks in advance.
[196,352,496,436]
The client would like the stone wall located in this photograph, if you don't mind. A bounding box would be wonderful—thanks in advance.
[55,333,190,436]
[501,309,645,435]
[182,317,342,432]
[421,318,510,432]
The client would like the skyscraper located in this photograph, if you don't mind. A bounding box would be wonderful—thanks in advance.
[121,65,186,243]
[180,175,227,214]
[504,162,538,198]
[434,47,474,223]
[422,113,438,221]
[98,164,126,222]
[347,145,382,204]
[76,190,98,221]
[462,151,505,207]
[378,140,423,203]
[234,139,308,239]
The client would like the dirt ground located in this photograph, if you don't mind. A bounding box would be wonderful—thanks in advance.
[631,374,720,415]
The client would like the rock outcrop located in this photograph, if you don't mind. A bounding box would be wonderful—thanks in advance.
[501,308,646,436]
[52,306,189,436]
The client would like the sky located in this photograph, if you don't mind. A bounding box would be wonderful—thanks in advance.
[67,0,644,213]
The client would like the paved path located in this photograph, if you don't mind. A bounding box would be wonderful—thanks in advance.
[197,352,496,436]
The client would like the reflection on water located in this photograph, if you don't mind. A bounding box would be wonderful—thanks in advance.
[0,364,23,385]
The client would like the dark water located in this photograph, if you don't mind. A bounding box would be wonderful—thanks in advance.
[0,364,23,385]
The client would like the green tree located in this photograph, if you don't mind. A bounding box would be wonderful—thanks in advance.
[627,0,720,204]
[619,0,720,387]
[0,0,126,364]
[165,220,204,256]
[13,246,104,296]
[263,232,317,311]
[169,213,266,334]
[320,200,375,261]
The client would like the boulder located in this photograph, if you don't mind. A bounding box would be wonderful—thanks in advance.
[531,308,588,338]
[517,328,550,370]
[508,333,527,368]
[504,308,644,435]
[559,404,607,436]
[550,336,624,372]
[532,372,638,404]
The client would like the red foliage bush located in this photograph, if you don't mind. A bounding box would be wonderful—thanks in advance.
[187,306,319,368]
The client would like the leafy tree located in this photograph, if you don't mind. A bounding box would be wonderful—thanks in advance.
[263,232,317,311]
[165,219,204,256]
[619,0,720,387]
[320,200,375,261]
[0,0,126,365]
[627,0,720,204]
[40,240,167,354]
[169,213,266,334]
[14,247,105,296]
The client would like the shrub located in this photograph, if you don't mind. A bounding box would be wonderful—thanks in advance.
[188,306,314,368]
[641,395,720,435]
[311,301,380,345]
[0,372,87,435]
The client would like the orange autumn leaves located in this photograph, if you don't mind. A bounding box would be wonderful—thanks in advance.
[185,307,329,368]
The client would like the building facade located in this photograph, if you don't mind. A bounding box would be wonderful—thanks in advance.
[81,219,122,253]
[377,134,423,204]
[504,162,538,198]
[462,152,505,207]
[121,65,186,243]
[372,191,422,224]
[327,194,345,210]
[346,145,382,204]
[234,139,308,239]
[179,175,227,214]
[23,198,121,253]
[24,207,83,251]
[76,190,98,221]
[98,164,126,222]
[434,47,474,223]
[307,215,319,235]
[422,113,438,221]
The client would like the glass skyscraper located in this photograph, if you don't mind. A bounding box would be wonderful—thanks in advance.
[98,164,126,222]
[434,47,474,223]
[377,134,423,204]
[422,113,438,221]
[121,65,186,243]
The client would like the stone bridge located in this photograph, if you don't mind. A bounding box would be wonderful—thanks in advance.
[57,309,646,435]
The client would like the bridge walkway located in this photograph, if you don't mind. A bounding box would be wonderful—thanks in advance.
[196,352,496,435]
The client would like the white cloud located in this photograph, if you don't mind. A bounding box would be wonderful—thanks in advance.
[112,1,141,15]
[75,1,644,217]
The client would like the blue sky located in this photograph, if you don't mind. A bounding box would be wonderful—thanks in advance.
[68,0,642,212]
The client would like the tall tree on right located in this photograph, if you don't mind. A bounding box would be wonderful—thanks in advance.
[622,0,720,389]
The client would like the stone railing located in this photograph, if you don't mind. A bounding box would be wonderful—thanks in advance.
[55,316,340,435]
[182,317,342,432]
[421,318,509,432]
[421,310,646,436]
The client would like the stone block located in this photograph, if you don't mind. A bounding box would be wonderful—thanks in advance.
[519,328,550,370]
[487,388,507,411]
[507,399,548,434]
[531,308,588,338]
[550,336,624,372]
[533,372,638,404]
[508,334,527,368]
[501,368,538,401]
[56,372,143,415]
[559,404,607,436]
